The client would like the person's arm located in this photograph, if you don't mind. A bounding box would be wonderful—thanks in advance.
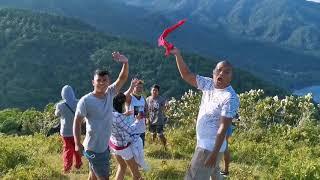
[145,97,150,124]
[73,115,84,154]
[124,78,139,106]
[171,48,197,87]
[161,98,167,112]
[205,116,231,167]
[143,97,148,118]
[73,98,87,155]
[111,52,129,93]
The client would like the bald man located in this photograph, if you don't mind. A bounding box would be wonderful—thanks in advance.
[170,48,240,180]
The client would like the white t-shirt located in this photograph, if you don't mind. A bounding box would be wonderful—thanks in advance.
[75,84,116,153]
[196,75,240,152]
[128,95,146,134]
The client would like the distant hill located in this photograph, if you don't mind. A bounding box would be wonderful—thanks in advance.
[117,0,320,54]
[0,9,284,109]
[0,0,319,90]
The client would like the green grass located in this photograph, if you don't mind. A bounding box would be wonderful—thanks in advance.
[1,129,320,179]
[1,89,320,179]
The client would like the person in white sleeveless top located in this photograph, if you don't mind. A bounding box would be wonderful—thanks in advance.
[124,79,148,147]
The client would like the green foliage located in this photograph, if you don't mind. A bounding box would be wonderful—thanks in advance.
[1,89,320,179]
[0,1,319,90]
[0,134,63,179]
[239,90,319,129]
[0,8,285,109]
[0,103,58,135]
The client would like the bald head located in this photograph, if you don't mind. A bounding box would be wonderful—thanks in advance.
[213,60,233,89]
[215,61,233,71]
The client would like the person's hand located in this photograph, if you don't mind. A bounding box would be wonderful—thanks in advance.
[112,51,128,63]
[136,112,145,120]
[130,78,139,88]
[204,152,217,168]
[75,143,84,156]
[123,110,134,116]
[170,47,180,56]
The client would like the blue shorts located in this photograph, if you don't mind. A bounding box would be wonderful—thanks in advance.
[226,125,234,137]
[86,149,110,177]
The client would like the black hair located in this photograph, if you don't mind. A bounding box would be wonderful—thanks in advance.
[113,92,126,113]
[151,84,160,91]
[93,69,109,77]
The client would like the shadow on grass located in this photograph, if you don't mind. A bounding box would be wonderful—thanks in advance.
[146,148,189,160]
[146,164,185,180]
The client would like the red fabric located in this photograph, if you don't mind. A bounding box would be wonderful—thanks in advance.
[158,19,186,56]
[108,141,131,151]
[62,136,82,171]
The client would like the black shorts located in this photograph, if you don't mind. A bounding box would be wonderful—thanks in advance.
[149,125,164,135]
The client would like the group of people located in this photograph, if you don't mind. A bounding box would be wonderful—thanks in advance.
[54,48,239,180]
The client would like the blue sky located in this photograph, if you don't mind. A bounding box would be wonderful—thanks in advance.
[307,0,320,3]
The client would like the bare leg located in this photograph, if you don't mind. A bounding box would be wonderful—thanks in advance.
[114,155,128,180]
[88,169,97,180]
[159,134,167,148]
[223,149,231,173]
[126,158,143,180]
[152,133,157,142]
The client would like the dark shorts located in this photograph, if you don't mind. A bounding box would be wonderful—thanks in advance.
[140,133,145,147]
[85,149,110,177]
[184,147,223,180]
[149,125,164,135]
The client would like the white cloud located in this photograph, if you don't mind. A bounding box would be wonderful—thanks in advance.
[306,0,320,3]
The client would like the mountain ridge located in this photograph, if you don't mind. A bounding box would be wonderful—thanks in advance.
[0,8,284,109]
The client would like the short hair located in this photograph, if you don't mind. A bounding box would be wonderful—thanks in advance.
[137,80,144,85]
[151,84,160,91]
[215,60,233,70]
[93,69,109,77]
[113,92,126,113]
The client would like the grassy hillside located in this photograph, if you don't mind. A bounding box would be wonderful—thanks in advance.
[0,8,284,109]
[0,90,319,179]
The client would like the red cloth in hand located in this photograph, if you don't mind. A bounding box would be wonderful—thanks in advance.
[158,19,186,56]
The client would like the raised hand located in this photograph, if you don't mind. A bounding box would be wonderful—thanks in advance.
[112,51,128,63]
[130,78,139,88]
[170,47,180,56]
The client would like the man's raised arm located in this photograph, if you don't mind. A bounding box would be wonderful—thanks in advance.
[112,52,129,93]
[171,48,197,87]
[124,78,139,105]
